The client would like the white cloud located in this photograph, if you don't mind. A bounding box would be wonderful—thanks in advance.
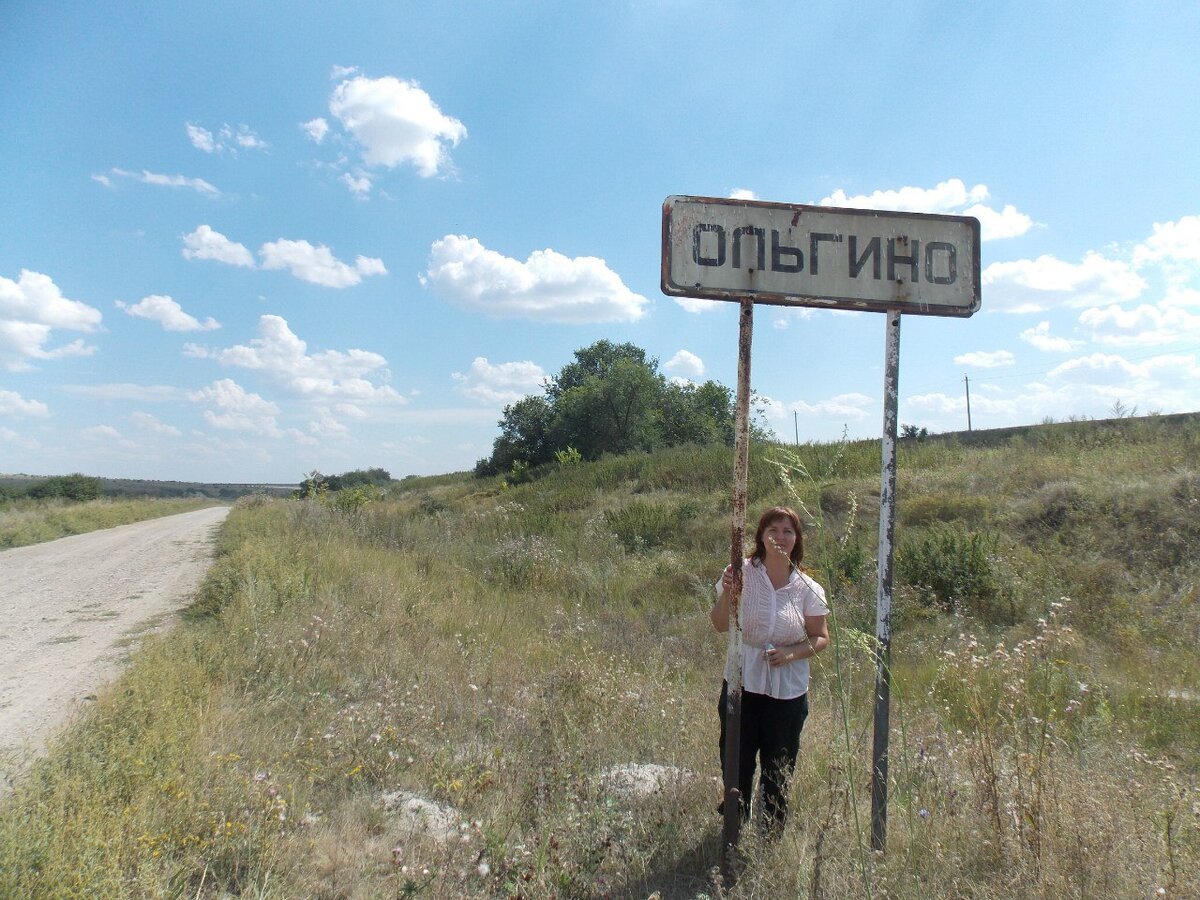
[674,297,722,314]
[182,227,385,286]
[59,383,179,402]
[187,123,215,152]
[905,391,1017,419]
[451,356,546,406]
[106,167,219,196]
[963,203,1035,241]
[230,126,267,150]
[906,349,1200,429]
[821,178,987,213]
[188,378,281,435]
[1133,215,1200,267]
[1,270,102,330]
[1020,321,1080,352]
[761,392,874,423]
[302,117,330,143]
[0,389,49,417]
[339,172,372,198]
[1163,286,1200,309]
[330,64,359,80]
[729,188,757,200]
[182,225,255,268]
[82,424,139,451]
[0,270,102,370]
[0,322,94,370]
[1078,303,1200,347]
[0,425,40,450]
[954,350,1015,368]
[131,411,181,437]
[819,178,1034,241]
[328,74,466,177]
[259,239,387,288]
[187,122,268,155]
[1047,352,1161,383]
[664,349,705,379]
[203,314,404,404]
[982,252,1145,313]
[308,408,351,437]
[83,424,123,440]
[91,173,112,188]
[771,307,817,329]
[116,295,220,332]
[423,235,647,323]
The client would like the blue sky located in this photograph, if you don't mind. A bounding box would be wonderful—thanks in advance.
[3,1,1199,483]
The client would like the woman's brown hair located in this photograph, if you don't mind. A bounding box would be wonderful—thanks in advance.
[749,506,804,569]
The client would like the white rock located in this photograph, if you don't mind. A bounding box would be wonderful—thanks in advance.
[380,790,460,841]
[599,763,694,800]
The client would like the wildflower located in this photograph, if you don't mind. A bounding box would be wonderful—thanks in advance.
[919,808,929,820]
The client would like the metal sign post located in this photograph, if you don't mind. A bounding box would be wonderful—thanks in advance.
[660,195,980,859]
[871,309,901,851]
[720,298,753,882]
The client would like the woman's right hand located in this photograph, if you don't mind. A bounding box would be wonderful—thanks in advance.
[721,565,735,593]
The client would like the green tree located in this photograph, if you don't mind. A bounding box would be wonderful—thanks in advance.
[26,473,102,501]
[550,356,663,459]
[325,468,392,491]
[655,379,735,447]
[477,395,555,476]
[545,340,654,402]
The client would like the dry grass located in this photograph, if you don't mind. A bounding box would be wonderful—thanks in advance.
[0,496,221,549]
[1,425,1198,897]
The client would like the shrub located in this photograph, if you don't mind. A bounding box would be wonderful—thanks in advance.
[897,527,1008,621]
[603,500,675,552]
[25,473,102,501]
[554,446,583,466]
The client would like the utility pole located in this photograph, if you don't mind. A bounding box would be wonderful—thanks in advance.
[794,410,799,446]
[964,374,973,431]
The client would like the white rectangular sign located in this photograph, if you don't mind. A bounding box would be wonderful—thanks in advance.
[662,195,981,317]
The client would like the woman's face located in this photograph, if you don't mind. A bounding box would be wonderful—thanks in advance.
[762,516,798,560]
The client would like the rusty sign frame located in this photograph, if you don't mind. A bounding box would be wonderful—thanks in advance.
[661,194,981,317]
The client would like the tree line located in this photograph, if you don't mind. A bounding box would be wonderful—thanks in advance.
[0,473,102,503]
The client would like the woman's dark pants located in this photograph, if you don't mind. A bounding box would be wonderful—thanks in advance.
[717,680,809,829]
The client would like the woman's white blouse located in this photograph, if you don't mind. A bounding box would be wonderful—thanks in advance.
[716,558,829,699]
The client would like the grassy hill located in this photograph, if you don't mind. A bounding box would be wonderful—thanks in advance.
[2,416,1197,898]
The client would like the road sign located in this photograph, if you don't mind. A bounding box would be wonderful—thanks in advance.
[661,195,981,317]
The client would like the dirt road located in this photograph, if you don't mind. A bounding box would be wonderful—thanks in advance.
[0,506,229,786]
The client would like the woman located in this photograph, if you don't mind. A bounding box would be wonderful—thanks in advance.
[711,505,829,830]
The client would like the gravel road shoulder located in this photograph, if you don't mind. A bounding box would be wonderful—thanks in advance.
[0,506,230,789]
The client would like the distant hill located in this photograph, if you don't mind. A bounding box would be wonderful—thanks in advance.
[0,474,296,501]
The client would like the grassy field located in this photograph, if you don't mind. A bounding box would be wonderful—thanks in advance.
[1,417,1197,898]
[0,497,225,549]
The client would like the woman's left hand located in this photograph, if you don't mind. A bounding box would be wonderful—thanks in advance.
[764,645,794,667]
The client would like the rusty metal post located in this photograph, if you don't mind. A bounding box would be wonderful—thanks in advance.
[720,298,754,884]
[870,308,902,851]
